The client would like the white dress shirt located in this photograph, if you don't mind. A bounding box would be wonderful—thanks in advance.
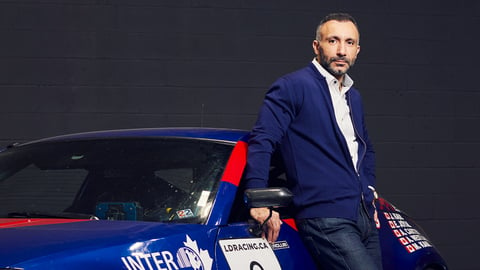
[312,59,359,171]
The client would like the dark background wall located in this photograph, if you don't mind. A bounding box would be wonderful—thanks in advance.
[0,1,478,269]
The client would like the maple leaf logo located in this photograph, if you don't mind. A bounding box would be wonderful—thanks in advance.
[176,235,213,270]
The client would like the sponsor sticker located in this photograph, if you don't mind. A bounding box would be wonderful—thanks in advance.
[197,191,210,207]
[219,238,281,270]
[383,212,433,253]
[121,235,213,270]
[271,240,290,250]
[176,209,194,219]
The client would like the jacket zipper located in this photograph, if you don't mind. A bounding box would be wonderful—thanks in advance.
[347,93,371,218]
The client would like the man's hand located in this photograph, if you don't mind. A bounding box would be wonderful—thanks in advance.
[250,207,282,243]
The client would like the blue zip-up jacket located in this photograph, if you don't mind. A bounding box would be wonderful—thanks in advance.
[245,63,376,221]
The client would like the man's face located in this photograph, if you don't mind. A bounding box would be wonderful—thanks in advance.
[313,20,360,79]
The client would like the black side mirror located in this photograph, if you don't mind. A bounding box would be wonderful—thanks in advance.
[244,188,294,237]
[244,187,293,208]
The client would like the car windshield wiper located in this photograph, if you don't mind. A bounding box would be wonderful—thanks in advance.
[7,211,99,220]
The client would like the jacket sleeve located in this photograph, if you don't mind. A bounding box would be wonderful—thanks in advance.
[244,77,299,189]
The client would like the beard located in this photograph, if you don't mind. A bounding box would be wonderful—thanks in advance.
[317,45,356,78]
[319,54,355,77]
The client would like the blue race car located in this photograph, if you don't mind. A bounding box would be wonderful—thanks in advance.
[0,128,447,270]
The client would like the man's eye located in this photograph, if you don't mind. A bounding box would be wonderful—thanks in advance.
[347,41,356,46]
[328,40,337,44]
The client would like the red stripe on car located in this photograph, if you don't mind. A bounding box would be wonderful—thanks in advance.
[282,218,298,231]
[0,218,89,228]
[221,141,247,186]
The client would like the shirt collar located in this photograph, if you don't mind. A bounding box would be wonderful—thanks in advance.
[311,58,354,89]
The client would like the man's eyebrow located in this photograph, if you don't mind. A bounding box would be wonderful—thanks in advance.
[326,35,357,42]
[325,35,341,40]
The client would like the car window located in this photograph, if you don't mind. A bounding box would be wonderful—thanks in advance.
[0,138,233,224]
[0,165,86,214]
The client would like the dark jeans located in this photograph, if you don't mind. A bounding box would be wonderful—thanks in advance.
[296,205,383,270]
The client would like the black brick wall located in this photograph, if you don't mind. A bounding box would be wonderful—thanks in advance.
[0,1,478,269]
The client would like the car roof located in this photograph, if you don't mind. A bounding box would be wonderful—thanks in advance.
[12,128,250,148]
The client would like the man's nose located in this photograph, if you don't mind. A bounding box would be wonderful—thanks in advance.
[337,42,347,56]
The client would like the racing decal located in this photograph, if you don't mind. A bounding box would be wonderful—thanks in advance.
[197,191,210,207]
[219,238,281,270]
[271,240,290,250]
[121,235,213,270]
[383,212,433,253]
[176,209,195,219]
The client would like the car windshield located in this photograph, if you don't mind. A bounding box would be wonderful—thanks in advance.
[0,137,233,224]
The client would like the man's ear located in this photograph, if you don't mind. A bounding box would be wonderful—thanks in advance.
[312,40,320,55]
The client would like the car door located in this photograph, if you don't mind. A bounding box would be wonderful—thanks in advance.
[215,217,316,269]
[213,182,316,270]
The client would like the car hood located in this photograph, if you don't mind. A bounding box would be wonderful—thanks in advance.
[0,218,210,266]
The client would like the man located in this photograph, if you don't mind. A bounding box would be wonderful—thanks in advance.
[245,13,382,269]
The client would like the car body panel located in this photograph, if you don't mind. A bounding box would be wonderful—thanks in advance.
[1,219,219,269]
[376,198,448,270]
[216,222,316,269]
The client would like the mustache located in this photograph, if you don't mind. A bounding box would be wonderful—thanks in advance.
[329,56,349,63]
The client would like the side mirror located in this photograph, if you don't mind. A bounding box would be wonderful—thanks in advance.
[244,187,294,208]
[244,188,294,237]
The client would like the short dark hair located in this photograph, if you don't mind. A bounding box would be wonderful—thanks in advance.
[315,13,359,41]
[320,13,357,27]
